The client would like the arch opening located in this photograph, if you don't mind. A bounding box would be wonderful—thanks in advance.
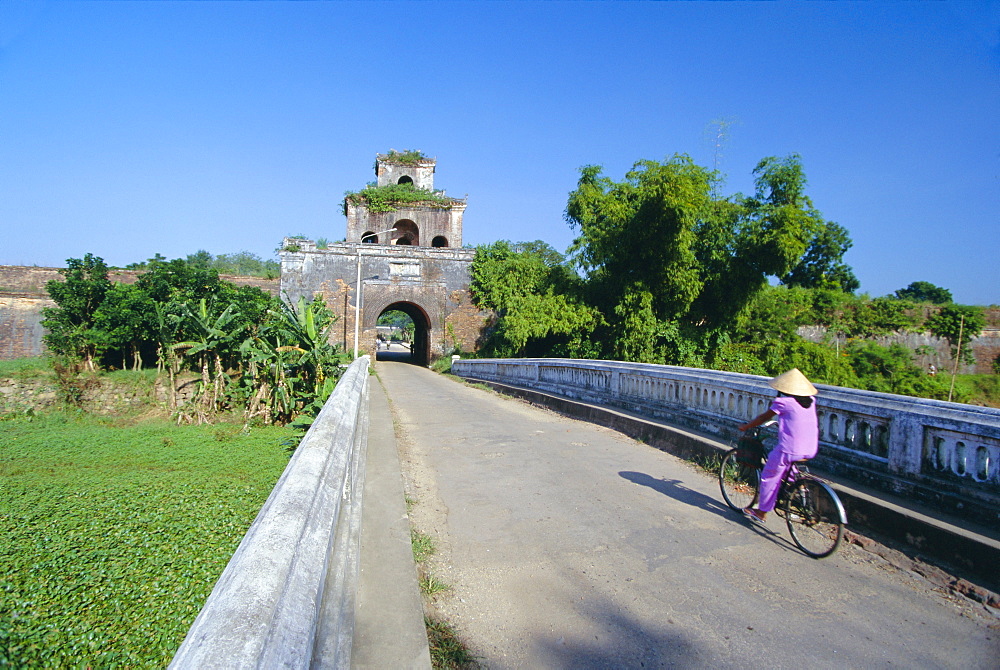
[361,230,379,243]
[393,220,419,246]
[397,175,414,185]
[431,235,449,248]
[373,301,431,366]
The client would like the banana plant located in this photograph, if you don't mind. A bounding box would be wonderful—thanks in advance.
[237,295,342,425]
[173,299,245,416]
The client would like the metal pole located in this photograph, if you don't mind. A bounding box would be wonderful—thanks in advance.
[353,247,362,359]
[353,228,398,359]
[948,314,965,403]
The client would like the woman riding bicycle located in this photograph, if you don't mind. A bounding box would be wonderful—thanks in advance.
[738,368,819,525]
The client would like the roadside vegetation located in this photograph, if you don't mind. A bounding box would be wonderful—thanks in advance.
[39,253,348,425]
[0,411,294,668]
[468,153,998,406]
[406,498,477,668]
[1,253,352,664]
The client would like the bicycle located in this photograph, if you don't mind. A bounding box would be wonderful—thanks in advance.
[718,423,847,558]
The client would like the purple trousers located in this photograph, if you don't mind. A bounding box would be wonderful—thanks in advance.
[758,448,803,512]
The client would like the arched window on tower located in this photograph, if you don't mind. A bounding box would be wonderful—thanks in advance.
[431,236,448,248]
[397,176,413,185]
[393,220,419,246]
[361,231,379,243]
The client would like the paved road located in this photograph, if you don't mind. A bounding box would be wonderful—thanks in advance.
[377,361,999,669]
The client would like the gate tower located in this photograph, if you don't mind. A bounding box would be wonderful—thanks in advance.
[279,152,487,365]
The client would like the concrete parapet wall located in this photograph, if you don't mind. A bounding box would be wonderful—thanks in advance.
[170,357,370,669]
[453,358,1000,527]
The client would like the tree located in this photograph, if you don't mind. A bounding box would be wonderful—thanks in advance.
[185,249,214,270]
[174,299,246,418]
[240,296,343,425]
[470,241,597,356]
[93,283,155,370]
[41,254,112,370]
[927,305,985,365]
[564,154,832,362]
[894,281,952,304]
[133,258,223,304]
[566,156,712,324]
[780,220,860,292]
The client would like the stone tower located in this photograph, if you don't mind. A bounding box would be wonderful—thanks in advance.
[344,152,467,248]
[279,152,486,365]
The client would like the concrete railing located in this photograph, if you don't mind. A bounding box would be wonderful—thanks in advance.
[170,356,371,669]
[453,358,1000,526]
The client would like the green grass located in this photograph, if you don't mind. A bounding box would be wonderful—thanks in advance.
[958,373,1000,408]
[0,357,52,379]
[406,502,473,667]
[411,529,436,563]
[419,574,451,597]
[425,616,478,669]
[430,357,453,374]
[0,412,295,668]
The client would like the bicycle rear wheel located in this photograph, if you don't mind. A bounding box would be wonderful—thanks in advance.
[719,449,760,511]
[784,478,845,558]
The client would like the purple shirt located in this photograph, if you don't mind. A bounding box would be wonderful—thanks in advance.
[770,395,819,459]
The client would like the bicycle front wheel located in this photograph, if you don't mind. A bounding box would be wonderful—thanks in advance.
[784,478,845,558]
[719,449,760,511]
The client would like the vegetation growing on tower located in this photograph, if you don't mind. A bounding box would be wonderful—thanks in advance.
[378,149,430,165]
[343,182,457,214]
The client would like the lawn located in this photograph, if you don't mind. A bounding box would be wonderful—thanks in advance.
[0,412,295,668]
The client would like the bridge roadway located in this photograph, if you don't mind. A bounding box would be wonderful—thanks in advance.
[373,359,999,669]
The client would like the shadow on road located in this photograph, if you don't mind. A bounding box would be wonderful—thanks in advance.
[375,350,413,363]
[619,470,733,519]
[619,470,800,553]
[536,597,704,669]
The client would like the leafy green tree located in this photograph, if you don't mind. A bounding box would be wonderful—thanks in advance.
[894,281,953,304]
[780,220,860,292]
[174,299,246,417]
[471,240,556,313]
[125,253,168,271]
[41,254,112,370]
[731,285,815,345]
[133,258,222,304]
[844,296,917,338]
[847,341,946,397]
[564,153,832,362]
[93,283,155,370]
[566,156,712,324]
[185,249,214,270]
[471,241,597,356]
[240,296,343,425]
[927,304,985,365]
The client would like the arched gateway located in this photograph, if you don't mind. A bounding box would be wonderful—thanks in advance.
[278,152,489,363]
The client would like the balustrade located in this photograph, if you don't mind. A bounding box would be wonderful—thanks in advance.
[452,358,1000,521]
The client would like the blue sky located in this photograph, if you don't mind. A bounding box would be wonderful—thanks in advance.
[1,1,998,304]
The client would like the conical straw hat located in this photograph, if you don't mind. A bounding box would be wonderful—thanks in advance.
[768,368,817,396]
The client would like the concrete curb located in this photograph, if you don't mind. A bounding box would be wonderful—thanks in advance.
[466,377,1000,603]
[351,375,432,669]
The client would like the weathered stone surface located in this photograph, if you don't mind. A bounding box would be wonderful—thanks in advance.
[279,154,491,364]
